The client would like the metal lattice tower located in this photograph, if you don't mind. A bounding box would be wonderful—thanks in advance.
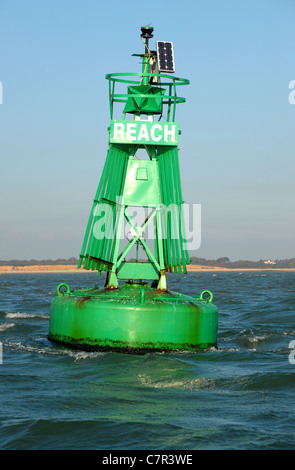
[77,26,190,291]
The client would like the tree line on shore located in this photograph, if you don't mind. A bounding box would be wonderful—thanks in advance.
[0,257,78,266]
[0,256,294,268]
[190,257,295,268]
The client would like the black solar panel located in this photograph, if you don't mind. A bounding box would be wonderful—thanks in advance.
[156,41,175,73]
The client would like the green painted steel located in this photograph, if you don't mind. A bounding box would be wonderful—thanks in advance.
[78,50,192,284]
[117,261,159,280]
[49,283,218,352]
[105,72,189,121]
[77,144,129,273]
[77,140,190,279]
[123,85,166,115]
[49,25,219,353]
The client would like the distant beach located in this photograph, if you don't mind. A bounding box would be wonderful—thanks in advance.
[1,264,295,273]
[0,265,82,273]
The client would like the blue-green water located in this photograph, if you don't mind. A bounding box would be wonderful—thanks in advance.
[0,271,294,450]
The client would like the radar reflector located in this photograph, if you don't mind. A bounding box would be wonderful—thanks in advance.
[156,41,175,73]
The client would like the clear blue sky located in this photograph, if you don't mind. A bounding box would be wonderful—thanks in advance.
[0,0,294,261]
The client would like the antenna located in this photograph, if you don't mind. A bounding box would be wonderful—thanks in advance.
[140,25,154,54]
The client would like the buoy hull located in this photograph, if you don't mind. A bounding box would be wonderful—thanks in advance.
[48,284,218,353]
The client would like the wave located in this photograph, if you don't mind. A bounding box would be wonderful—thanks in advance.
[137,373,215,390]
[4,340,106,362]
[0,323,16,332]
[5,312,50,319]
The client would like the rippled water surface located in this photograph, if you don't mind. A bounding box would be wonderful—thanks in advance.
[0,271,294,450]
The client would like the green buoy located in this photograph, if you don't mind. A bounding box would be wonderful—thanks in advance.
[48,26,218,353]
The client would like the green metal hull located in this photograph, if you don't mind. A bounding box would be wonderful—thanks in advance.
[48,283,218,353]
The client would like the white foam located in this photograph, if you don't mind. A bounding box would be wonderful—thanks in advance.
[66,350,106,362]
[6,342,49,355]
[0,323,16,332]
[5,312,50,319]
[138,373,215,390]
[248,335,268,343]
[5,340,106,360]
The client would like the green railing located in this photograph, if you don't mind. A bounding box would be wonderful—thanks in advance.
[105,72,189,121]
[56,283,214,305]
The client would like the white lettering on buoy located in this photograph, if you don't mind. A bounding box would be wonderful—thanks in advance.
[164,124,176,142]
[110,120,179,145]
[150,123,162,142]
[137,123,149,141]
[113,122,125,140]
[126,122,137,141]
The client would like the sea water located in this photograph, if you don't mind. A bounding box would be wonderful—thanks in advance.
[0,271,294,450]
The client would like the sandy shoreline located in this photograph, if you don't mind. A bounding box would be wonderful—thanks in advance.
[0,264,295,273]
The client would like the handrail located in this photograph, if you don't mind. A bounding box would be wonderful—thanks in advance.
[105,72,189,86]
[105,72,189,121]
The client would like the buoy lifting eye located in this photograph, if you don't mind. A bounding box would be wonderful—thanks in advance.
[200,290,213,303]
[57,283,71,296]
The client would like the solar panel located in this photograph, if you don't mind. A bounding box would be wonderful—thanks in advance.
[156,41,175,73]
